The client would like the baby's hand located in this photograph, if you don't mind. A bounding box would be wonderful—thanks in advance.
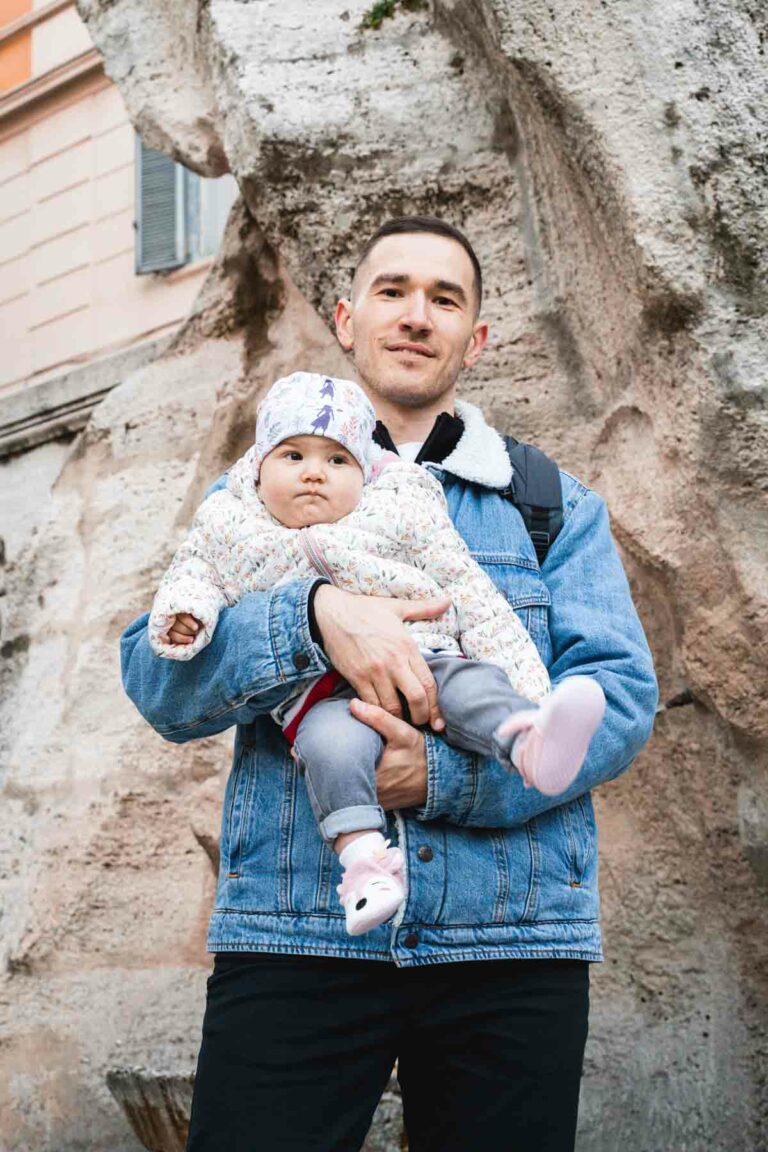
[166,612,203,645]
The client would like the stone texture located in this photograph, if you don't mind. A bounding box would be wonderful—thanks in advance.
[2,0,766,1147]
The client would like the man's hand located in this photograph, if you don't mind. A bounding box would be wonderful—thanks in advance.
[313,586,449,730]
[167,613,202,645]
[349,699,429,810]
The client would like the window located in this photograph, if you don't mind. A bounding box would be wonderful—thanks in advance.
[134,136,238,274]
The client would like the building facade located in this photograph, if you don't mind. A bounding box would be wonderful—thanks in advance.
[0,0,234,562]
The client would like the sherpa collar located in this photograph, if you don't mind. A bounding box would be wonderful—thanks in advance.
[436,399,512,489]
[375,399,512,490]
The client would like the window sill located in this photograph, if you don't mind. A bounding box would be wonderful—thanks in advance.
[144,256,216,285]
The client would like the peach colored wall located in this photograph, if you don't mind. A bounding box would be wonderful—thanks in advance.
[0,0,32,21]
[0,32,31,93]
[0,79,213,395]
[1,1,33,92]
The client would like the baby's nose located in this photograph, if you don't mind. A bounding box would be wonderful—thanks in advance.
[302,463,325,480]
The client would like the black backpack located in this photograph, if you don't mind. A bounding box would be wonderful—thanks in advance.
[500,436,563,566]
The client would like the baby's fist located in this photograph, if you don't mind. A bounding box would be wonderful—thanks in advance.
[168,612,202,645]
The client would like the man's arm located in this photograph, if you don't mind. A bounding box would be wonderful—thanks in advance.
[416,483,658,828]
[121,578,331,743]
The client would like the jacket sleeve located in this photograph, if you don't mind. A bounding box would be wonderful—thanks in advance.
[417,483,658,828]
[147,491,240,660]
[401,468,550,702]
[121,578,331,743]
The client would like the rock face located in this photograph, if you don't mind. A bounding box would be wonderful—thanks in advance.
[1,1,766,1148]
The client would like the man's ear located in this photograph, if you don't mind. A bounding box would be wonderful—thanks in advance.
[335,298,354,351]
[462,319,489,369]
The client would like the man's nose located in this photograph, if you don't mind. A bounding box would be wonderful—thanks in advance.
[399,291,432,331]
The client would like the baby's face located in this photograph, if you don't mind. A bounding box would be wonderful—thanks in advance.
[259,435,364,528]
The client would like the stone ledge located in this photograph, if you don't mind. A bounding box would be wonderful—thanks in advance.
[106,1068,194,1152]
[0,47,104,126]
[0,336,170,460]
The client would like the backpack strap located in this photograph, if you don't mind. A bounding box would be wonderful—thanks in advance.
[500,435,564,566]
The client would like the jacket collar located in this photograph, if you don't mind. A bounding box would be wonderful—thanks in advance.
[438,399,512,490]
[375,399,512,490]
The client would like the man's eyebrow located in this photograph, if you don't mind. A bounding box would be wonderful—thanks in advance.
[369,273,409,290]
[368,272,468,304]
[434,278,468,304]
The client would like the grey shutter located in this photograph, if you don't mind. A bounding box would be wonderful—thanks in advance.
[135,137,187,274]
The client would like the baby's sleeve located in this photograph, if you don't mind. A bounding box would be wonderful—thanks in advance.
[400,468,551,703]
[148,492,241,661]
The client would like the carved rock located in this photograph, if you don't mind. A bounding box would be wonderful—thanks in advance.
[1,2,766,1147]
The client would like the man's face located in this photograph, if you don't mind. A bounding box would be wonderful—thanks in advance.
[335,232,488,410]
[259,435,364,528]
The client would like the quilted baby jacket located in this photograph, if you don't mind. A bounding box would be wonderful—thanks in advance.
[148,448,551,705]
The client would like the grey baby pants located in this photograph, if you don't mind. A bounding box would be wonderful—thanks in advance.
[291,652,537,844]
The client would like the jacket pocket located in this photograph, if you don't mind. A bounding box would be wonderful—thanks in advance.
[473,553,552,663]
[559,796,594,888]
[224,743,258,878]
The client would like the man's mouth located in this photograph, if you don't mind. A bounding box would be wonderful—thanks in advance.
[386,343,436,358]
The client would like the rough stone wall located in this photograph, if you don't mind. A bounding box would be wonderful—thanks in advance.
[1,1,766,1148]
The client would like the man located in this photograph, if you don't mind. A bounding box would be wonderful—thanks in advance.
[121,217,658,1151]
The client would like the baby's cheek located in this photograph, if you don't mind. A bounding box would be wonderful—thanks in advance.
[337,491,363,518]
[260,487,291,525]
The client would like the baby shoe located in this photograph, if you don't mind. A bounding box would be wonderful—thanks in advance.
[336,842,405,936]
[496,676,606,796]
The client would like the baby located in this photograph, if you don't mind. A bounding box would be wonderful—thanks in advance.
[149,373,605,935]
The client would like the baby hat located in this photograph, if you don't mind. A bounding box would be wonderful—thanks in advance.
[254,372,378,482]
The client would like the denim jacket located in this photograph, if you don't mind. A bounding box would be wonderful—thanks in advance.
[120,401,658,966]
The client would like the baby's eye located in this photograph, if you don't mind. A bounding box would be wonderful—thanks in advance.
[330,455,349,465]
[285,450,302,461]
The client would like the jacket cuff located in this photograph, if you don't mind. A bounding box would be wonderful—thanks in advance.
[415,732,478,825]
[268,578,331,686]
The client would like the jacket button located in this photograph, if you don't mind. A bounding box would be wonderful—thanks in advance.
[404,932,419,948]
[293,652,310,670]
[417,846,433,862]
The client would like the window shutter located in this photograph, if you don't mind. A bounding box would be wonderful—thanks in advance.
[135,138,187,274]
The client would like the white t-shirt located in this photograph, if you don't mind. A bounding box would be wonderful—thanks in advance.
[396,441,423,463]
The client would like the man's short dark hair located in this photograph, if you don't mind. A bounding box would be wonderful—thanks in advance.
[353,216,483,313]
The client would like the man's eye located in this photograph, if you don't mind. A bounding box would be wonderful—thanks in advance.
[380,288,402,298]
[435,296,457,307]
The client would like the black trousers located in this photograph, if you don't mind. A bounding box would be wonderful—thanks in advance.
[186,953,590,1152]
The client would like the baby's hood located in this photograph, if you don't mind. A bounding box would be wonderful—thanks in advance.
[225,445,261,504]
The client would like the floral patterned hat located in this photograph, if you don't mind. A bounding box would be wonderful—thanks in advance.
[254,372,378,482]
